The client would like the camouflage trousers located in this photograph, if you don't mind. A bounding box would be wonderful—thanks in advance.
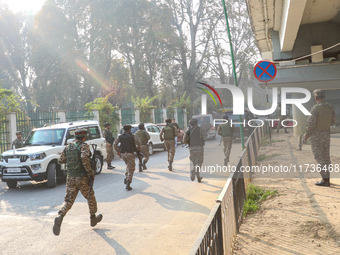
[189,146,204,166]
[310,130,331,179]
[222,136,233,162]
[122,152,135,183]
[59,176,97,216]
[164,139,175,163]
[106,145,114,164]
[140,145,149,165]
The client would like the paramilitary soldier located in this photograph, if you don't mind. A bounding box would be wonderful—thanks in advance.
[53,128,102,236]
[160,118,176,171]
[12,131,24,149]
[135,123,150,172]
[183,118,207,182]
[217,115,235,166]
[114,124,141,191]
[276,103,289,133]
[103,122,115,169]
[304,89,336,187]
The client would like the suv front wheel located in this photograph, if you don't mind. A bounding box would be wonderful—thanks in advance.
[94,154,103,175]
[47,163,57,188]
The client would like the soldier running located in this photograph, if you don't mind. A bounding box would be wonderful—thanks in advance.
[304,89,336,187]
[53,128,102,236]
[217,115,235,166]
[183,118,207,182]
[160,118,176,171]
[135,123,150,172]
[12,131,24,149]
[103,122,115,169]
[114,125,141,191]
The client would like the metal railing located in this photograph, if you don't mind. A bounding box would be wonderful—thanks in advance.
[189,123,269,255]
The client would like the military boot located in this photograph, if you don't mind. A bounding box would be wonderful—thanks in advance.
[142,160,147,170]
[168,162,172,171]
[196,171,203,183]
[107,163,115,170]
[139,164,143,172]
[190,167,195,181]
[126,181,132,191]
[224,158,229,166]
[315,179,330,187]
[90,214,103,227]
[53,214,64,236]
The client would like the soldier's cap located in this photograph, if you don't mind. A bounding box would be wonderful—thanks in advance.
[165,118,172,124]
[123,124,132,131]
[16,131,22,135]
[189,118,198,125]
[313,89,325,98]
[74,128,87,138]
[138,123,145,129]
[104,122,111,127]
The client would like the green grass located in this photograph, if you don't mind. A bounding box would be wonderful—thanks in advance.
[256,153,280,161]
[261,136,285,146]
[243,184,277,217]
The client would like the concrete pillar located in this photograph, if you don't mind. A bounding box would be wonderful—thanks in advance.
[6,112,17,148]
[116,109,122,132]
[174,108,178,123]
[163,108,167,122]
[92,109,100,123]
[58,110,66,123]
[201,94,207,114]
[135,109,140,124]
[151,109,155,123]
[291,92,315,136]
[184,108,188,129]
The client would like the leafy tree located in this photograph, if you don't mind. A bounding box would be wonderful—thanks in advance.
[85,93,119,133]
[131,95,158,123]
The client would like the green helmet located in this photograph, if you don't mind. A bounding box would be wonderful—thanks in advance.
[313,89,325,99]
[74,128,87,138]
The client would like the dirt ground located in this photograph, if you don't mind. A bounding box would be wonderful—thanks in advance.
[234,131,340,255]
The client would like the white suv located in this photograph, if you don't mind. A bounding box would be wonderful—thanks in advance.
[0,120,107,189]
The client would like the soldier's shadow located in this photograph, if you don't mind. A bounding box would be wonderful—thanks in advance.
[94,229,131,255]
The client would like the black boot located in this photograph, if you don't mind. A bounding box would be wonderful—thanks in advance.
[107,163,115,170]
[90,214,103,227]
[196,171,203,183]
[139,164,143,172]
[53,214,64,236]
[126,181,132,191]
[124,178,127,184]
[190,167,195,181]
[142,160,147,170]
[168,162,172,171]
[285,129,289,133]
[315,179,330,187]
[224,158,229,166]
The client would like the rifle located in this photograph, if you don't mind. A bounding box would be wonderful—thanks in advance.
[132,134,144,165]
[299,136,305,150]
[88,144,97,200]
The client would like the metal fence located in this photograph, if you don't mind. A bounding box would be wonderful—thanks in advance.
[16,111,60,139]
[121,109,135,125]
[177,108,185,129]
[66,110,94,122]
[154,108,164,124]
[189,123,269,255]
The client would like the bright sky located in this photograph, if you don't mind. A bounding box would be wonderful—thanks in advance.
[1,0,46,14]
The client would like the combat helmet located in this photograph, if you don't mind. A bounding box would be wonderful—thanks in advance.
[104,122,111,127]
[16,131,22,135]
[313,89,325,99]
[74,128,87,138]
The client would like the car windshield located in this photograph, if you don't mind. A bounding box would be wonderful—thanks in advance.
[193,116,210,124]
[120,127,138,134]
[25,129,66,146]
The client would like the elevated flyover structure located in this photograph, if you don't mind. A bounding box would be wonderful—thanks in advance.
[246,0,340,135]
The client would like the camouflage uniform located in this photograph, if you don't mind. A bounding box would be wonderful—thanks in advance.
[305,100,336,183]
[135,130,151,165]
[12,138,24,149]
[103,128,114,167]
[217,123,234,164]
[184,124,207,182]
[160,125,176,166]
[57,141,97,216]
[114,133,141,183]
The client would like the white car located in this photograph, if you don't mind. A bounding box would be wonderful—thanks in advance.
[119,123,165,155]
[0,120,107,189]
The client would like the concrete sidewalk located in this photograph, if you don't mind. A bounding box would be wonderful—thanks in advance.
[234,132,340,255]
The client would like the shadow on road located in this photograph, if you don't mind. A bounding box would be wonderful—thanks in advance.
[94,229,131,255]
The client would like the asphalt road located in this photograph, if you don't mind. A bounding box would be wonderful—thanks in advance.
[0,137,242,255]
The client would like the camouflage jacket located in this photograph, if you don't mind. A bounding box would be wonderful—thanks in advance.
[305,102,336,136]
[58,141,92,174]
[12,138,24,149]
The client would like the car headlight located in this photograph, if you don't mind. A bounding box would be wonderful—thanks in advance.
[29,152,47,161]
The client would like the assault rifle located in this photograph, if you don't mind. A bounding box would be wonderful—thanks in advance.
[88,144,97,200]
[132,134,144,166]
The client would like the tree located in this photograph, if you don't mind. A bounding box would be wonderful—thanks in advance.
[131,95,158,123]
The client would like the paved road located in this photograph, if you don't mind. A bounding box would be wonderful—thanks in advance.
[0,137,242,255]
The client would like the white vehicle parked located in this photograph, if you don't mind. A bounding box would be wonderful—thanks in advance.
[119,123,165,155]
[0,120,107,189]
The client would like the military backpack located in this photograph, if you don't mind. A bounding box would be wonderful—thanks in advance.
[66,142,85,177]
